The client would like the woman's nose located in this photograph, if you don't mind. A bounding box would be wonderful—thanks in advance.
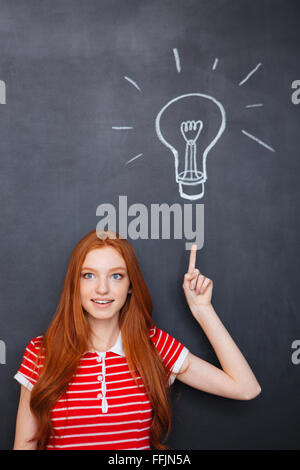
[95,277,109,294]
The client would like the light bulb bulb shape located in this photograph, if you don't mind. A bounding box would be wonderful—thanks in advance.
[155,93,226,200]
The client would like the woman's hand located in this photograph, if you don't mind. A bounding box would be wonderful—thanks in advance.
[182,244,213,312]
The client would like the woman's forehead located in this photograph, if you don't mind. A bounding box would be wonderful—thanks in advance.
[83,247,127,268]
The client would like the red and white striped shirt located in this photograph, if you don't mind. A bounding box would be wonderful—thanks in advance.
[14,326,189,450]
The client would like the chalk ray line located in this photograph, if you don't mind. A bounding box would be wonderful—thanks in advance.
[125,153,143,165]
[173,48,181,73]
[112,126,134,130]
[242,129,275,152]
[124,76,142,92]
[212,58,218,70]
[245,103,264,108]
[239,63,262,86]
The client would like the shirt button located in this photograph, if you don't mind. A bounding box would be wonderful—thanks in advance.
[97,357,102,363]
[97,393,102,399]
[98,375,103,382]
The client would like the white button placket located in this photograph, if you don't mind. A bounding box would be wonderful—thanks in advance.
[97,351,108,413]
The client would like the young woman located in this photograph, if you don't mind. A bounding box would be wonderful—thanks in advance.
[13,229,261,450]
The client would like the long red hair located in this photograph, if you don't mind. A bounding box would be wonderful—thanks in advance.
[30,229,182,449]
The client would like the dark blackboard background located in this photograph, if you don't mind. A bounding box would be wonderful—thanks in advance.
[0,0,299,450]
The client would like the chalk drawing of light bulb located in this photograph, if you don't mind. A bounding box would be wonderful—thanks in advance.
[155,93,226,200]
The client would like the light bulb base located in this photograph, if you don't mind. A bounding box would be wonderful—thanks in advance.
[178,181,205,200]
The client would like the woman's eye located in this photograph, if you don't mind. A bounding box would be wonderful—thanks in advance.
[81,272,123,280]
[112,273,123,280]
[83,273,94,279]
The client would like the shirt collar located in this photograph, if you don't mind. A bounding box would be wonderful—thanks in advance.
[108,329,124,356]
[86,326,156,357]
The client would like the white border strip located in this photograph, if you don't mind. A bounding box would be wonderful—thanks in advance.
[14,372,34,391]
[169,346,189,385]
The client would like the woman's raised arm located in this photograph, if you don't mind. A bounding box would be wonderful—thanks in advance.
[176,245,261,400]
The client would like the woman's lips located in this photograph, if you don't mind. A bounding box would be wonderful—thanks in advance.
[91,299,114,308]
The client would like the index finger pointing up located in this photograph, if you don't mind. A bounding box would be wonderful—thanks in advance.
[188,244,197,273]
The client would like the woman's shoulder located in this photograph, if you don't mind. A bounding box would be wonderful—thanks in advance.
[148,326,157,338]
[30,334,44,343]
[29,334,44,345]
[148,325,171,344]
[148,325,186,350]
[24,335,45,354]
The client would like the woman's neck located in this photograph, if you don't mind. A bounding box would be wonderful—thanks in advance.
[87,316,120,352]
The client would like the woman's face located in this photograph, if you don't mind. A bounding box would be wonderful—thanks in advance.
[80,246,132,323]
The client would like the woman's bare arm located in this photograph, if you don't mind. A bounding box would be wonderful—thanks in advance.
[177,245,261,399]
[13,385,38,450]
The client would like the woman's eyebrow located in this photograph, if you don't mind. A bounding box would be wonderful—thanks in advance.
[81,266,127,272]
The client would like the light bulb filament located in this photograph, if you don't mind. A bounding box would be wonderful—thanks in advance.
[180,120,203,181]
[180,120,203,143]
